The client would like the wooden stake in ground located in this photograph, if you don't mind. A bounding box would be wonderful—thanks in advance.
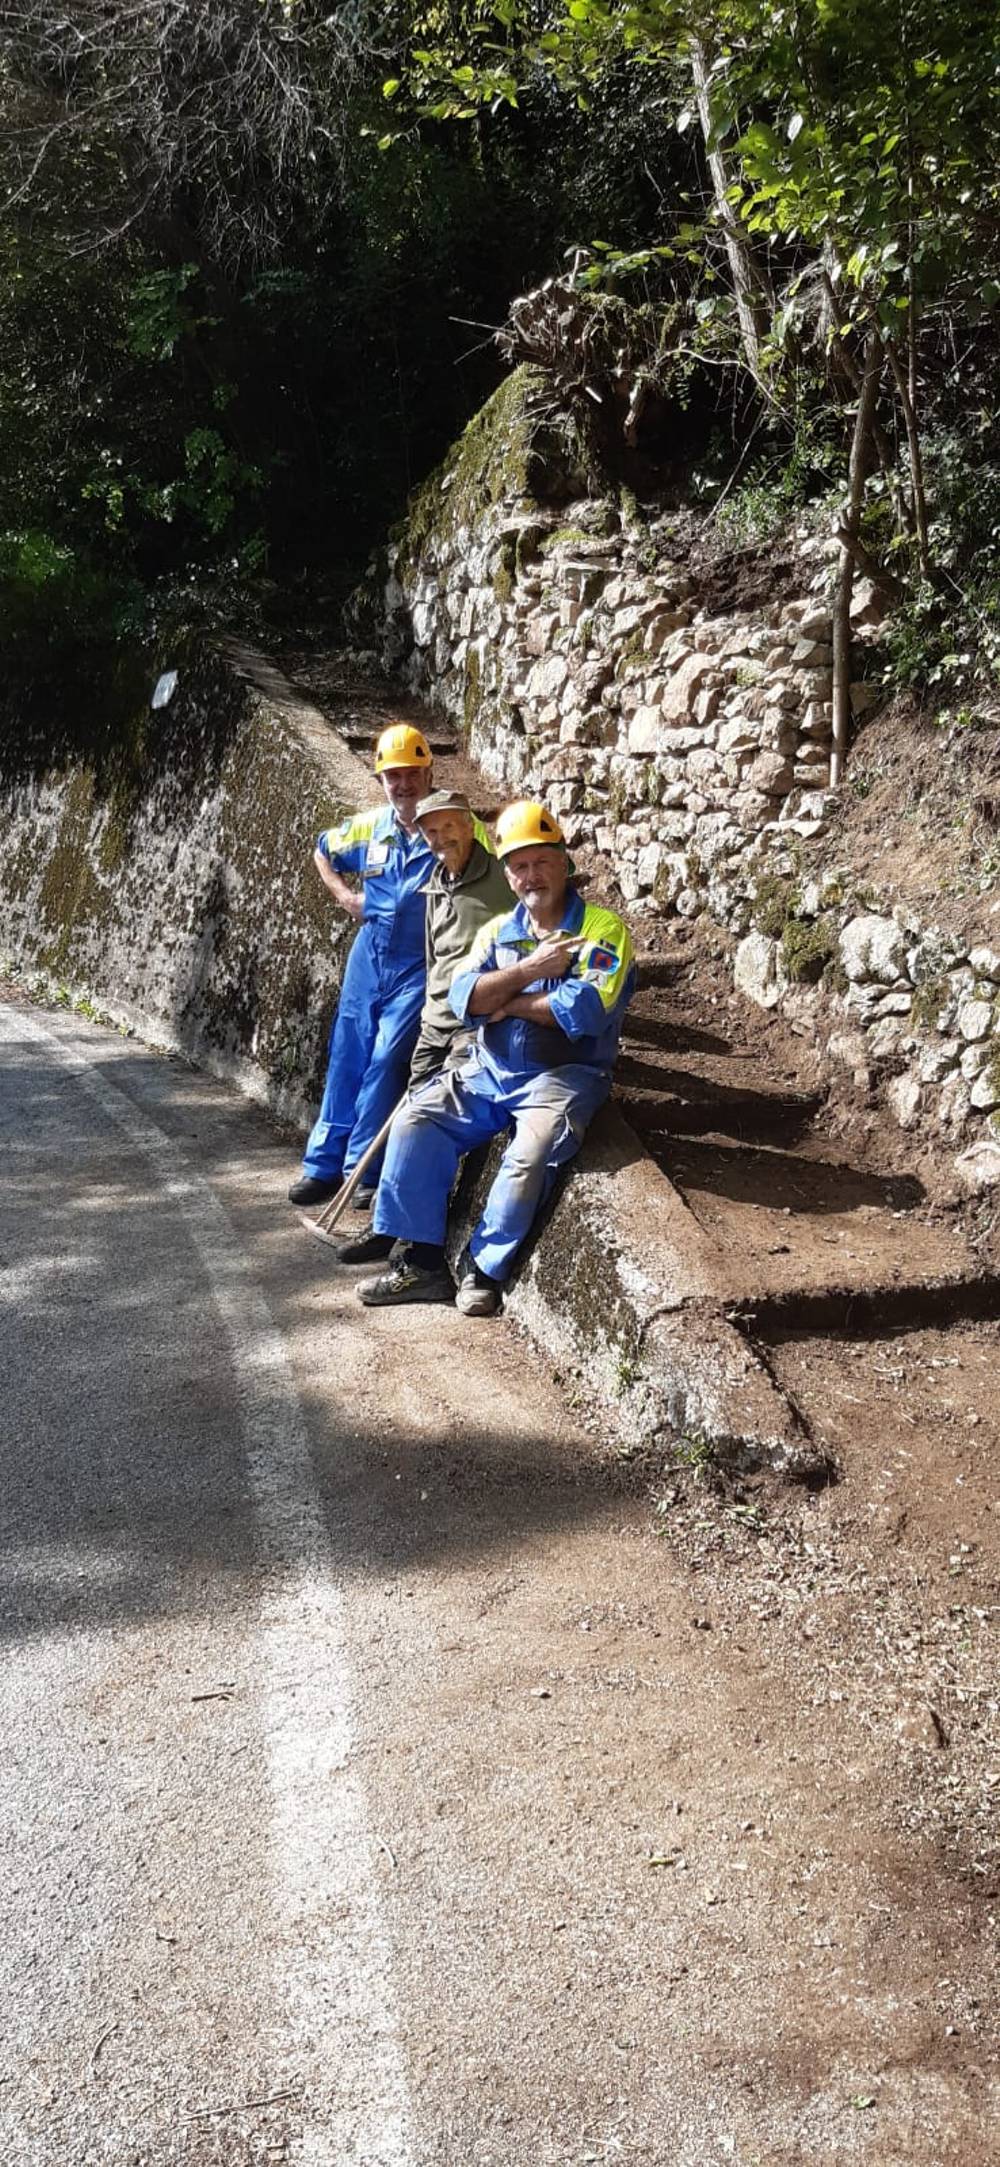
[831,333,882,789]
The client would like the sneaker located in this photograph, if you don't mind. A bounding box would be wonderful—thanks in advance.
[455,1253,501,1317]
[358,1258,454,1307]
[288,1174,339,1206]
[336,1231,396,1266]
[351,1184,376,1211]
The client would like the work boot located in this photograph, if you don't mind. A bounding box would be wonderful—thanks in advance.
[288,1174,339,1207]
[336,1231,396,1266]
[351,1185,376,1211]
[454,1252,501,1318]
[357,1255,454,1307]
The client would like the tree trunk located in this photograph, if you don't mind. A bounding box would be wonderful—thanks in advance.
[886,338,931,579]
[831,333,881,788]
[689,39,773,381]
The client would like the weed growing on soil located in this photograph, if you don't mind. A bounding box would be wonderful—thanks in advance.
[671,1429,716,1480]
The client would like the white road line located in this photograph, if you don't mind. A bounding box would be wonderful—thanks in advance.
[0,1005,415,2167]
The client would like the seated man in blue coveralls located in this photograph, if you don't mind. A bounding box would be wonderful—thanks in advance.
[356,799,635,1315]
[287,722,437,1209]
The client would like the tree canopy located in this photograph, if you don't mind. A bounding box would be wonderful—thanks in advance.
[2,0,999,711]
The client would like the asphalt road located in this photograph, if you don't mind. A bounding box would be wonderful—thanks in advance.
[2,997,996,2167]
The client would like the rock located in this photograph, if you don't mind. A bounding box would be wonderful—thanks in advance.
[917,1041,960,1084]
[868,1016,906,1060]
[734,931,785,1009]
[527,654,569,701]
[887,1074,923,1129]
[827,1029,871,1089]
[970,1066,1000,1111]
[839,913,909,986]
[954,1138,1000,1192]
[636,841,664,890]
[645,609,691,651]
[748,751,795,793]
[957,997,994,1042]
[718,717,760,757]
[626,705,662,753]
[661,651,718,722]
[960,1042,990,1080]
[795,608,833,640]
[844,982,886,1024]
[969,945,1000,982]
[938,1073,972,1137]
[790,639,833,666]
[893,1702,948,1750]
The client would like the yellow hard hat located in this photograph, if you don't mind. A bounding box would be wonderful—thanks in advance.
[374,722,432,773]
[494,800,565,858]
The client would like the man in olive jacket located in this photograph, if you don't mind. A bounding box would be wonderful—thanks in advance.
[409,788,512,1083]
[336,787,510,1264]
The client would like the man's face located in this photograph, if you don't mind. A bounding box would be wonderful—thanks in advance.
[418,808,475,878]
[502,845,568,917]
[381,764,430,825]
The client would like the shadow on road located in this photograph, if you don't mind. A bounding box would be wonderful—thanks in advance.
[1,1039,616,1648]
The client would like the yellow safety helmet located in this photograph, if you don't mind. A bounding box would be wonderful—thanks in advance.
[374,722,432,773]
[494,799,565,858]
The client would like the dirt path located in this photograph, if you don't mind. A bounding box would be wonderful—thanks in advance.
[266,644,1000,2148]
[3,987,998,2165]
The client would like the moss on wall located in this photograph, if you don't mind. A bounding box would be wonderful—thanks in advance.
[0,643,361,1125]
[394,365,572,577]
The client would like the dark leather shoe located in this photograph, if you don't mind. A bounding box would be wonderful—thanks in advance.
[336,1232,396,1265]
[358,1259,454,1306]
[288,1175,339,1206]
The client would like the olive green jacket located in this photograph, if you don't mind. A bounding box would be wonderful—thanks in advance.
[421,840,512,1038]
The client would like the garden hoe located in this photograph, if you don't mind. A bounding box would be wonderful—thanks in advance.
[301,1097,407,1248]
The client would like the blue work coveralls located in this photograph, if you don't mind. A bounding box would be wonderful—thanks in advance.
[301,807,433,1186]
[372,888,636,1282]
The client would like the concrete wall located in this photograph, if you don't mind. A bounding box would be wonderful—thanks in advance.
[0,645,372,1126]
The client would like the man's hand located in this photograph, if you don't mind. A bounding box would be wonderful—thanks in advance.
[467,934,581,1017]
[529,935,581,980]
[314,845,364,919]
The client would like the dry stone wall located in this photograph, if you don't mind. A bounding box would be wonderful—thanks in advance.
[375,497,853,922]
[727,862,1000,1194]
[358,392,998,1190]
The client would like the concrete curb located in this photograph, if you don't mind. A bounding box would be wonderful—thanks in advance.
[450,1106,820,1480]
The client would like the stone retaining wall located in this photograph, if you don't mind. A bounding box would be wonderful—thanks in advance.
[725,857,1000,1193]
[0,645,365,1124]
[355,371,998,1191]
[374,501,851,921]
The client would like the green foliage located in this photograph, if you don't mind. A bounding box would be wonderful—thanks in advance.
[781,916,835,984]
[752,872,798,938]
[395,0,1000,693]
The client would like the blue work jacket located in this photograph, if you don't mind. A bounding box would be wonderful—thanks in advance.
[450,888,636,1085]
[318,806,434,969]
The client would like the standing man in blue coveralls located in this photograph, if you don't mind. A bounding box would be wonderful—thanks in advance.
[287,722,437,1209]
[356,799,636,1314]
